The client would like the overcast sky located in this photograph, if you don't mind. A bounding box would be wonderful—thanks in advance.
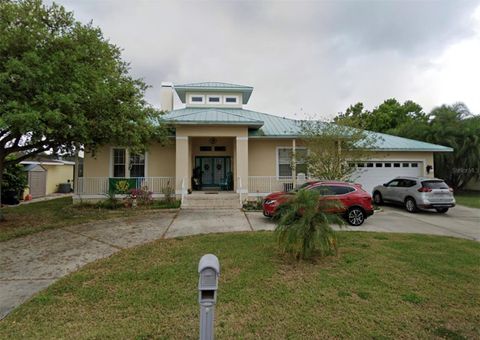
[56,0,480,119]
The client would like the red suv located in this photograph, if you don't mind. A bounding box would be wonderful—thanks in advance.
[262,181,374,226]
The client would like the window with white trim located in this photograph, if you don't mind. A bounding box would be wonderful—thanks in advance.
[189,95,205,104]
[129,153,145,178]
[278,148,307,177]
[224,96,238,104]
[207,96,221,103]
[113,148,126,178]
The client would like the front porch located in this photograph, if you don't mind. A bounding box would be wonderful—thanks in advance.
[73,175,311,202]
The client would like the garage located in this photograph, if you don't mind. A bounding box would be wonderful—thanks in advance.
[351,161,423,194]
[24,164,47,198]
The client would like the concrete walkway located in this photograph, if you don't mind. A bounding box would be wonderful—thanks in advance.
[1,204,478,319]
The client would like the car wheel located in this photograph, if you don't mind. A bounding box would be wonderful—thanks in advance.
[373,191,383,205]
[405,197,417,213]
[347,207,365,226]
[436,208,449,213]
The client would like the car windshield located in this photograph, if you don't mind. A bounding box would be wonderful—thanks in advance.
[422,180,449,189]
[290,182,312,192]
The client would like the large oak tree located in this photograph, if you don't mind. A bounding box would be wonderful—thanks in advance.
[0,0,168,210]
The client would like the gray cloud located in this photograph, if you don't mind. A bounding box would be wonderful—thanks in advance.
[57,0,480,117]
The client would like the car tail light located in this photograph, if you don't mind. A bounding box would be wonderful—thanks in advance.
[418,187,432,192]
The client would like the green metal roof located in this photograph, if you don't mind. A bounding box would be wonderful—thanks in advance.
[174,82,253,104]
[163,108,453,152]
[367,132,453,152]
[163,108,263,127]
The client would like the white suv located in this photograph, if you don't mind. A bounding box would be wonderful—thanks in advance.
[372,177,456,213]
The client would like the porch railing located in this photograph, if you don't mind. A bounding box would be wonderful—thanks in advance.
[75,177,175,196]
[248,176,312,195]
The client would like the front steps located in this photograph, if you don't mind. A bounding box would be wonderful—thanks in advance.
[181,192,241,209]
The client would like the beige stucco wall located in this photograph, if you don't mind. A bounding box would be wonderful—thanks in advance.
[248,138,435,178]
[83,145,112,177]
[83,142,175,178]
[248,139,301,176]
[82,135,437,193]
[176,125,248,138]
[42,164,74,194]
[147,143,176,177]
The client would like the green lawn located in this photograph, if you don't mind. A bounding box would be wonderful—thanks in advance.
[1,232,478,339]
[0,197,180,242]
[455,191,480,209]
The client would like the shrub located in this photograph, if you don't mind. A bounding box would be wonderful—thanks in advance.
[100,190,121,209]
[129,186,153,206]
[274,189,344,260]
[161,182,175,204]
[2,162,28,204]
[242,198,263,211]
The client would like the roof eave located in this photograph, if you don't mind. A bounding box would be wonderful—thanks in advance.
[166,120,263,128]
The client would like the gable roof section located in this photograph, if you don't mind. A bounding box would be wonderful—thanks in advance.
[163,108,453,152]
[174,82,254,104]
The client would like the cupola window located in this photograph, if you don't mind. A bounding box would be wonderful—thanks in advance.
[208,96,221,103]
[189,94,205,104]
[225,96,238,104]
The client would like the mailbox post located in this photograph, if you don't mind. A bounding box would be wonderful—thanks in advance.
[198,254,220,340]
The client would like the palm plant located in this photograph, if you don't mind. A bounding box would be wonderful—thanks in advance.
[274,189,344,260]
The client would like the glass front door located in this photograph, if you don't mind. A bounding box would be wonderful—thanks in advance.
[195,157,231,189]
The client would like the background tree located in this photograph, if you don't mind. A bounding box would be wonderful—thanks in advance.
[335,99,479,190]
[334,99,428,134]
[415,104,479,189]
[0,1,168,213]
[300,120,379,181]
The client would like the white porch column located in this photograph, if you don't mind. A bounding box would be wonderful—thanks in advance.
[236,136,248,194]
[292,139,297,188]
[175,136,189,196]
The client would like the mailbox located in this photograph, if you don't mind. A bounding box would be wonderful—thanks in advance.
[198,254,220,304]
[198,254,220,340]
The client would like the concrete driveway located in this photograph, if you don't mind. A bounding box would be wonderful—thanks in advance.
[1,204,478,319]
[355,205,480,240]
[245,204,480,241]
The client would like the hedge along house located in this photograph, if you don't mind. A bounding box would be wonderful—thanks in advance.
[76,82,452,206]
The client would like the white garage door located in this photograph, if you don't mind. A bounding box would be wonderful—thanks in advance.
[350,161,423,194]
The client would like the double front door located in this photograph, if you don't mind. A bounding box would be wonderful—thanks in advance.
[195,157,231,188]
